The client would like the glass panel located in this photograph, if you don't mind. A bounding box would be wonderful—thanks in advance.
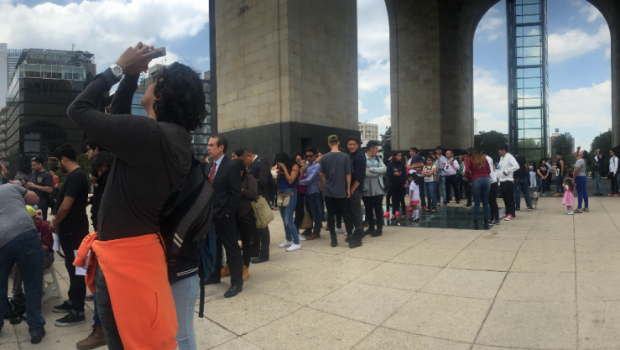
[518,87,542,98]
[520,57,541,65]
[518,108,541,118]
[518,26,541,36]
[518,98,541,107]
[521,68,541,78]
[523,119,541,128]
[523,36,541,46]
[522,4,540,15]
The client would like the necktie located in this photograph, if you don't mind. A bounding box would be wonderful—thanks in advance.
[209,163,217,185]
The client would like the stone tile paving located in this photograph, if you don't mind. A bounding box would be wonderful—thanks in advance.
[3,196,620,349]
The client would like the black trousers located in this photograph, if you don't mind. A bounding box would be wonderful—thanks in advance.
[419,182,427,207]
[324,196,354,236]
[39,203,48,222]
[59,230,87,312]
[363,195,384,231]
[237,211,256,267]
[446,175,460,203]
[293,192,306,230]
[208,216,243,286]
[388,180,407,216]
[500,181,516,217]
[489,182,499,221]
[465,181,472,204]
[611,174,618,194]
[251,226,270,258]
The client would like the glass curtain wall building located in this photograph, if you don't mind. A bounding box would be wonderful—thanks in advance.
[4,49,96,174]
[506,0,549,160]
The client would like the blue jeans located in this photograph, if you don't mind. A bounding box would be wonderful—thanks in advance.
[514,177,532,210]
[305,192,323,236]
[278,189,300,244]
[472,177,491,221]
[171,275,199,350]
[556,175,564,193]
[575,176,588,209]
[594,172,603,194]
[436,176,446,204]
[0,230,45,337]
[537,176,547,194]
[424,182,438,210]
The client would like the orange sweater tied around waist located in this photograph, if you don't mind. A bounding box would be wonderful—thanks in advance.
[74,232,178,350]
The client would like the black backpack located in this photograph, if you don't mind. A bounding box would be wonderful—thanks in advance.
[160,156,214,266]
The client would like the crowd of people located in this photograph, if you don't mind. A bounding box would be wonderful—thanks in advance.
[0,43,612,350]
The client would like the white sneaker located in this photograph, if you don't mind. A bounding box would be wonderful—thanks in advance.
[279,240,292,248]
[298,235,307,241]
[335,228,344,234]
[286,243,301,252]
[567,211,574,215]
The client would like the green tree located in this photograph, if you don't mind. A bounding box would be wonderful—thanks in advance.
[590,130,612,154]
[474,131,506,163]
[552,133,574,158]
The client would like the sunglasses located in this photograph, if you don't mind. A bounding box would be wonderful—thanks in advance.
[305,154,315,158]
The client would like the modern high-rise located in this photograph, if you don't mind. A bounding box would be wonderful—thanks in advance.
[506,0,549,160]
[0,44,6,108]
[359,122,379,141]
[4,49,96,174]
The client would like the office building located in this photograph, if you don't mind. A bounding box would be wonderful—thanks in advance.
[506,0,549,161]
[0,44,6,108]
[0,108,7,163]
[7,49,22,88]
[359,122,379,141]
[4,49,96,174]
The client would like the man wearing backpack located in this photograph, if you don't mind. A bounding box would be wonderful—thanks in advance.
[67,44,207,349]
[593,149,605,196]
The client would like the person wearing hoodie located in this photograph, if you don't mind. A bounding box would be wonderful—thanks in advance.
[66,44,207,350]
[497,144,520,221]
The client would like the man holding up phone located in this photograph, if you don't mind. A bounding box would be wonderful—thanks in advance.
[67,43,207,350]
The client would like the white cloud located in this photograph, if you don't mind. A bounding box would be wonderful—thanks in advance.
[473,67,508,133]
[605,47,611,59]
[357,0,390,63]
[359,60,390,91]
[368,114,391,135]
[358,99,368,114]
[476,17,504,41]
[580,5,603,22]
[148,51,182,70]
[0,0,209,68]
[549,81,611,140]
[548,25,610,62]
[383,94,390,110]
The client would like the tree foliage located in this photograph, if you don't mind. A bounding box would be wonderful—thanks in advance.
[590,130,612,154]
[552,133,574,158]
[474,131,506,163]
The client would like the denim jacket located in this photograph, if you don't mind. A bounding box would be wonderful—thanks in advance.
[364,155,387,192]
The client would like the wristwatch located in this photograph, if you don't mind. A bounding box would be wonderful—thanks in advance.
[110,64,124,79]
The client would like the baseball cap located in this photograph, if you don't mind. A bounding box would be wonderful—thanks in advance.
[328,135,339,143]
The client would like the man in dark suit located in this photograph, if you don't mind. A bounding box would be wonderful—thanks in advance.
[240,148,272,263]
[204,134,243,298]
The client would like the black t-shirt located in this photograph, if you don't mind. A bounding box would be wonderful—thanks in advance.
[513,155,527,179]
[55,167,89,232]
[29,170,53,207]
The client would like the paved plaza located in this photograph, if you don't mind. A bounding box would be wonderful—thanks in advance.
[2,195,620,349]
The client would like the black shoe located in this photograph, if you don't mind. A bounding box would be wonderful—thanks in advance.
[483,220,489,230]
[370,229,383,237]
[224,284,243,298]
[55,311,85,327]
[527,207,534,210]
[52,301,72,314]
[330,234,338,247]
[250,256,269,264]
[84,294,94,301]
[205,277,221,285]
[348,237,363,249]
[364,227,376,237]
[473,220,479,230]
[465,203,472,207]
[31,327,45,344]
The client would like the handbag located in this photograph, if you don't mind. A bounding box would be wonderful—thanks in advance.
[300,211,313,229]
[251,195,275,229]
[277,192,292,207]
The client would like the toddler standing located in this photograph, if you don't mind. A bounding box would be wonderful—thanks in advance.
[562,179,575,215]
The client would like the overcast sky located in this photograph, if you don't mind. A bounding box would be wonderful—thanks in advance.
[0,0,610,149]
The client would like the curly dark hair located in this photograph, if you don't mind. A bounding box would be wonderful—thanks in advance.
[152,62,207,132]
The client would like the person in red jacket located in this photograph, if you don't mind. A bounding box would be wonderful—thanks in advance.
[464,148,491,230]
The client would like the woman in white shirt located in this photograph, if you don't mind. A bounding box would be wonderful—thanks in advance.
[422,157,438,213]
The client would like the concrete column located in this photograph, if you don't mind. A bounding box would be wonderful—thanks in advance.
[214,0,358,159]
[386,0,476,153]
